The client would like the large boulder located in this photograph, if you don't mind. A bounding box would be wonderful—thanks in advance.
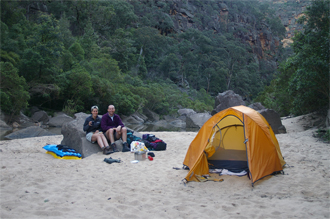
[60,112,124,158]
[122,112,147,124]
[0,119,11,130]
[4,126,56,140]
[212,90,245,115]
[186,112,212,129]
[11,112,35,128]
[143,109,160,122]
[31,110,49,124]
[258,109,286,134]
[248,102,266,111]
[49,113,74,127]
[178,108,196,117]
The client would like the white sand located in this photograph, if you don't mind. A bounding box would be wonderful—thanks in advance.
[0,115,329,218]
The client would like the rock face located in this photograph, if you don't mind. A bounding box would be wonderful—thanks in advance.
[143,108,160,122]
[60,112,124,158]
[11,112,35,128]
[31,110,49,124]
[212,90,245,115]
[122,112,147,124]
[49,113,74,127]
[259,109,286,134]
[248,102,266,111]
[186,112,212,129]
[4,126,56,140]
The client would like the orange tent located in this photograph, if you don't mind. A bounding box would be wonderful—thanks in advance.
[183,105,285,186]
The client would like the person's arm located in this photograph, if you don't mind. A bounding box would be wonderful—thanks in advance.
[83,117,90,132]
[101,115,112,132]
[96,117,103,132]
[115,115,125,127]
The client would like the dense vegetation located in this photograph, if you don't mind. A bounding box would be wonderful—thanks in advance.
[1,0,315,120]
[256,0,329,116]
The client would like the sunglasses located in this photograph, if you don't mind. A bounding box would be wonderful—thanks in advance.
[91,106,99,111]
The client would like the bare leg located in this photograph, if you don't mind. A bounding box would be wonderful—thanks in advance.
[92,133,105,148]
[100,134,108,146]
[121,127,127,142]
[106,129,115,144]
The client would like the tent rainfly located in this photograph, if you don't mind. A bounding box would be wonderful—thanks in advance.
[183,105,286,186]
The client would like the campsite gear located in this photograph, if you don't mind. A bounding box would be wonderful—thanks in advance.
[127,132,142,145]
[122,142,130,152]
[153,140,166,151]
[131,141,148,153]
[111,143,119,152]
[147,152,155,157]
[141,134,167,151]
[43,144,82,159]
[104,157,121,164]
[183,105,285,186]
[134,151,146,161]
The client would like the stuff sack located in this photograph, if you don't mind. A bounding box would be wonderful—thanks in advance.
[127,132,142,145]
[154,140,167,151]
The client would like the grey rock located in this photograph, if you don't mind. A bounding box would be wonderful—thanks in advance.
[164,115,177,123]
[258,109,286,134]
[123,114,144,124]
[30,106,40,116]
[178,108,196,116]
[0,119,11,129]
[143,109,159,122]
[248,102,266,111]
[186,112,212,129]
[31,110,49,124]
[5,126,56,140]
[212,90,245,115]
[12,112,35,128]
[170,119,186,128]
[49,113,74,127]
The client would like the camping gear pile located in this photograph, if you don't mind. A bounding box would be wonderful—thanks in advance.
[183,105,285,186]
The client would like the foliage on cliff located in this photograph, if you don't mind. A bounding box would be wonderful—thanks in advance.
[256,0,329,116]
[1,0,286,116]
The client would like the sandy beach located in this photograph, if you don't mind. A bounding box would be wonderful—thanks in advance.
[0,115,329,219]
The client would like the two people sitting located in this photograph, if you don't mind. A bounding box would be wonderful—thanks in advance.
[83,105,130,155]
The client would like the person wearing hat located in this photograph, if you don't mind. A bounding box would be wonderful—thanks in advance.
[83,106,111,154]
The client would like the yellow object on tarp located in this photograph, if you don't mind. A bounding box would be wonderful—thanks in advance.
[46,151,82,160]
[183,105,285,185]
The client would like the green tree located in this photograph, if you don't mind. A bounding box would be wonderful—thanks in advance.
[0,62,30,116]
[20,13,63,83]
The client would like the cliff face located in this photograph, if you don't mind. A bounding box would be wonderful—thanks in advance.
[270,0,310,47]
[164,1,280,63]
[159,0,309,60]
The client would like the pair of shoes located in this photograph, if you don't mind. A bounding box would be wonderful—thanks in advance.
[103,146,112,155]
[122,142,130,152]
[111,143,119,152]
[104,157,121,164]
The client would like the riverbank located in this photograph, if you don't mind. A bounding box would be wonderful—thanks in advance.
[0,115,329,218]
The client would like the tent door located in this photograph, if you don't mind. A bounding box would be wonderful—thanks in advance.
[208,115,247,173]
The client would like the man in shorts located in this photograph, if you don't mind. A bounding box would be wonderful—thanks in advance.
[101,105,130,152]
